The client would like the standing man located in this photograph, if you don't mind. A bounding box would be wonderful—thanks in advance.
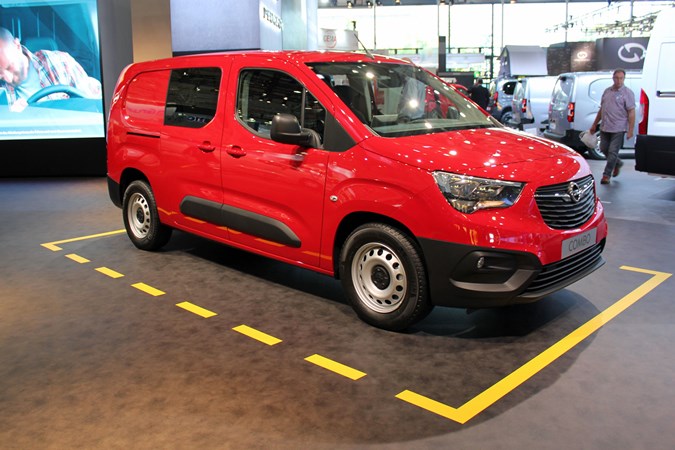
[590,69,635,184]
[0,27,101,112]
[469,78,490,110]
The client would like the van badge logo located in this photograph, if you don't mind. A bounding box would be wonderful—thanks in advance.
[567,182,582,203]
[618,43,646,64]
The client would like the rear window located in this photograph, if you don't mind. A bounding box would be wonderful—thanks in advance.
[551,76,574,108]
[164,67,221,128]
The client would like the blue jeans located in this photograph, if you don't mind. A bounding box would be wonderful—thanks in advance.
[600,131,624,178]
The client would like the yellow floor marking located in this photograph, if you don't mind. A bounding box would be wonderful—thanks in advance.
[131,282,165,297]
[176,301,217,318]
[305,354,367,381]
[396,266,671,424]
[232,325,282,346]
[65,254,90,264]
[41,229,126,251]
[95,267,125,279]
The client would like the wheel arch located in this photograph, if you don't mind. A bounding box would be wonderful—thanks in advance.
[332,211,421,279]
[119,168,150,198]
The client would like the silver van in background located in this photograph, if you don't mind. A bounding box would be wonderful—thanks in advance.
[544,71,641,159]
[487,78,518,124]
[511,75,558,134]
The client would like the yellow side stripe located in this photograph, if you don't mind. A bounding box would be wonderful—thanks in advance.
[176,301,218,318]
[232,325,282,346]
[131,282,165,297]
[95,267,124,279]
[305,354,367,381]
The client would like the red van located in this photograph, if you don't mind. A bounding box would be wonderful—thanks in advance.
[107,51,607,331]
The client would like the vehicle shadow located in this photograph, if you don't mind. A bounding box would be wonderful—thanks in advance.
[160,230,601,438]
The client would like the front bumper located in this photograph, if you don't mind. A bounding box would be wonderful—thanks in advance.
[419,237,605,308]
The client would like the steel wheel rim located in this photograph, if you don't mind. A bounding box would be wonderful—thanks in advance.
[127,192,151,239]
[351,242,407,313]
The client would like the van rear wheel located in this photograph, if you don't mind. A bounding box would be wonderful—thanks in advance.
[339,223,432,331]
[122,180,172,251]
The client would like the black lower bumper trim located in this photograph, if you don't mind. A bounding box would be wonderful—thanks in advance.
[419,237,605,308]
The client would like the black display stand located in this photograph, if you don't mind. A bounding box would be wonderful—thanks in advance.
[0,138,106,177]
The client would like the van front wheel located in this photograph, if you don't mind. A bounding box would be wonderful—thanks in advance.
[339,223,432,331]
[122,180,172,251]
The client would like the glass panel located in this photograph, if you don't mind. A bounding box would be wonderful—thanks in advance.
[164,67,221,128]
[237,69,325,140]
[309,62,496,138]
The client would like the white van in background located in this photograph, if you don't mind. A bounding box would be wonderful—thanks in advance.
[635,8,675,177]
[544,71,641,160]
[511,75,558,134]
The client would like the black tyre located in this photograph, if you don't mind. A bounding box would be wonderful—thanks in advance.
[500,109,514,126]
[122,180,172,251]
[339,223,432,331]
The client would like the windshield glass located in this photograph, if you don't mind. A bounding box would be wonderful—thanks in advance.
[308,62,498,137]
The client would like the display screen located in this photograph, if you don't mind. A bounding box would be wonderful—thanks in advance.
[0,0,104,140]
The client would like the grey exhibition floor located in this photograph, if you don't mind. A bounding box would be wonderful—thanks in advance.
[1,157,674,449]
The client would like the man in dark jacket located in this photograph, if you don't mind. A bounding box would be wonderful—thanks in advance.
[469,78,490,110]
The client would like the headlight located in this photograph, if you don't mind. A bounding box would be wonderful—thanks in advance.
[433,172,524,213]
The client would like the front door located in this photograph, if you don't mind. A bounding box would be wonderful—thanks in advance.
[220,61,330,269]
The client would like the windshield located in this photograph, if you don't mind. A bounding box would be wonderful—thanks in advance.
[308,62,498,137]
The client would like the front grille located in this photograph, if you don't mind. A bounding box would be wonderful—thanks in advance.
[535,175,596,230]
[523,241,604,297]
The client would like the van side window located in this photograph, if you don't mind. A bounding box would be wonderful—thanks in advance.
[237,69,326,142]
[502,81,517,96]
[588,79,612,103]
[165,67,221,128]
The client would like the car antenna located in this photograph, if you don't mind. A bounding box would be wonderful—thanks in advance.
[352,31,375,60]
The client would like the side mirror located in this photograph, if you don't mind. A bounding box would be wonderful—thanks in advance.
[270,113,317,147]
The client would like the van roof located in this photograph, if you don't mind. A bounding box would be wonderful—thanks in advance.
[136,50,411,68]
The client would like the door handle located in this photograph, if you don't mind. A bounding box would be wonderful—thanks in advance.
[227,146,247,158]
[198,141,216,153]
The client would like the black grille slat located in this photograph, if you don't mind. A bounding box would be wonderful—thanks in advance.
[535,175,596,230]
[524,242,603,294]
